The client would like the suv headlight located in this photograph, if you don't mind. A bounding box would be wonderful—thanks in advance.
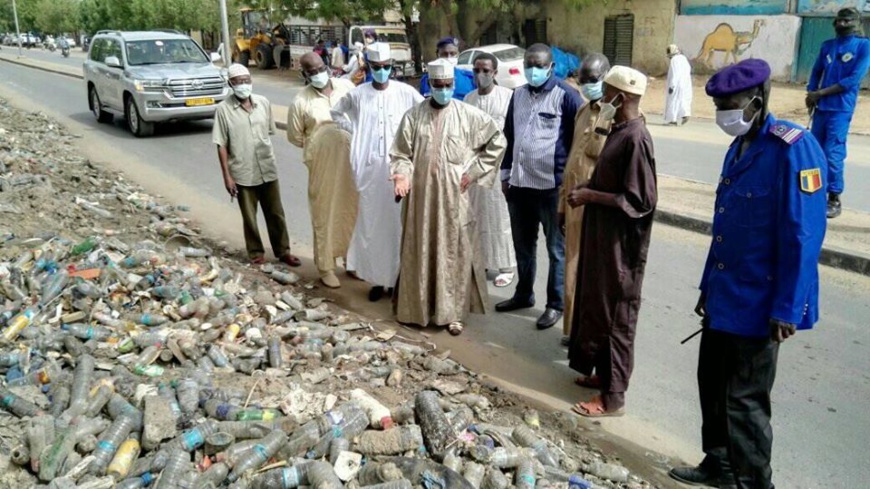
[133,79,165,92]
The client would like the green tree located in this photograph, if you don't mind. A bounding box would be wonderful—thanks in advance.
[34,0,81,34]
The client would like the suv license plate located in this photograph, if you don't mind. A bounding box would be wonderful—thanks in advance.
[185,97,215,107]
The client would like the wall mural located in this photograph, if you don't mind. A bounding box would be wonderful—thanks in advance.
[797,0,870,14]
[680,0,787,15]
[673,15,802,80]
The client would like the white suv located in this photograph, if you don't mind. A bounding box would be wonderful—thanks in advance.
[84,30,228,137]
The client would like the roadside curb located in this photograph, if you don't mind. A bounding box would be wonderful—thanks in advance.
[656,209,870,276]
[3,55,867,276]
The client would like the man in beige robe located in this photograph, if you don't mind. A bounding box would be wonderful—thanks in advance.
[390,59,507,335]
[287,52,358,288]
[559,53,611,344]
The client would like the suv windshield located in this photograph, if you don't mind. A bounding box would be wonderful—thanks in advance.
[494,47,525,62]
[126,39,208,66]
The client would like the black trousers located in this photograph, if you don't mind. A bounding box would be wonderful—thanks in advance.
[699,327,779,489]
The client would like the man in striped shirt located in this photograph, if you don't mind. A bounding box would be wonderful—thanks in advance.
[496,44,583,330]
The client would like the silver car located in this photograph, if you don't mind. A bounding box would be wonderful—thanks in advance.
[84,30,228,137]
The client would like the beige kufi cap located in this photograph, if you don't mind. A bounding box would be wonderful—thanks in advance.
[227,63,250,79]
[368,42,392,62]
[604,65,648,96]
[427,59,455,80]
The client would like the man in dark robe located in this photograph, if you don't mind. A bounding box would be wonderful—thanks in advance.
[566,66,657,417]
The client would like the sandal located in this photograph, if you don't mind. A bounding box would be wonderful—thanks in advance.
[250,256,265,265]
[574,375,601,389]
[493,272,514,288]
[280,254,302,267]
[448,322,464,336]
[571,396,624,418]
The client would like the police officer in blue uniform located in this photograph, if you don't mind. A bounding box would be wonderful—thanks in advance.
[806,7,870,218]
[419,37,476,100]
[669,59,827,489]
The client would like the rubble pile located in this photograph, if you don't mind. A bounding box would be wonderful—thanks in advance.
[0,99,652,488]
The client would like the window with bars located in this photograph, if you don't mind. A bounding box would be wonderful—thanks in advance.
[603,14,634,67]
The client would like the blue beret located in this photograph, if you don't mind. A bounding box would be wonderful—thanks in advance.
[705,59,771,98]
[437,37,460,49]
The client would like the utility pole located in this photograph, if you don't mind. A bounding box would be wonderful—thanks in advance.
[219,0,232,66]
[12,0,23,57]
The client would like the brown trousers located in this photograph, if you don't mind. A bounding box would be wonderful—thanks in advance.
[237,180,290,259]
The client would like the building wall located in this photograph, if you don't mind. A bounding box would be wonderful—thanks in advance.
[543,0,676,76]
[673,14,801,81]
[680,0,788,15]
[796,0,869,15]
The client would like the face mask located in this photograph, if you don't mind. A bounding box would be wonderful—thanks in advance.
[371,66,392,84]
[716,97,759,137]
[525,66,551,88]
[446,56,458,66]
[432,87,454,105]
[309,71,329,89]
[232,83,253,99]
[475,73,494,89]
[593,94,622,135]
[581,81,604,101]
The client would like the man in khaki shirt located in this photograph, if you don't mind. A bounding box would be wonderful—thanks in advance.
[213,63,300,266]
[287,52,357,288]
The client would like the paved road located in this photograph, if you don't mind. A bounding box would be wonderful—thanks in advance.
[2,62,870,488]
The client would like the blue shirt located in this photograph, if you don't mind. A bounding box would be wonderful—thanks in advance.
[807,35,870,113]
[700,114,827,338]
[420,68,476,100]
[500,76,583,189]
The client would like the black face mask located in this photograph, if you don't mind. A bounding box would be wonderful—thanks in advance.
[835,21,860,37]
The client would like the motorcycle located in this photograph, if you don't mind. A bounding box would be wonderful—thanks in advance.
[61,45,70,58]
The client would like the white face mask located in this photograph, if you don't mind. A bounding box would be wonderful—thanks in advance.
[716,97,759,137]
[233,83,253,99]
[309,71,329,89]
[594,94,622,135]
[446,56,458,66]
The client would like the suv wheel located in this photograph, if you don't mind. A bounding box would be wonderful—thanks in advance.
[90,86,113,123]
[125,96,154,137]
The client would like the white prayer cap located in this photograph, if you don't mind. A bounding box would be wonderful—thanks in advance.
[368,42,392,62]
[666,44,680,56]
[227,63,250,79]
[604,65,647,96]
[427,59,455,80]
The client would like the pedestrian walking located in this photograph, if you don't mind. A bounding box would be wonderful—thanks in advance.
[496,43,582,331]
[330,43,424,302]
[330,41,346,72]
[806,7,870,219]
[566,66,656,418]
[559,53,611,346]
[463,52,516,288]
[664,44,693,126]
[419,37,476,100]
[287,52,358,288]
[212,64,301,267]
[390,59,507,335]
[669,58,828,489]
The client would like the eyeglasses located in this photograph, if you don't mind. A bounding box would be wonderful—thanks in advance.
[371,64,391,71]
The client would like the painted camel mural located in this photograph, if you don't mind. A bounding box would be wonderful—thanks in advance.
[694,19,766,68]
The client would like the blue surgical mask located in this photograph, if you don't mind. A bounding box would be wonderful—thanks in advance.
[371,66,392,84]
[525,66,551,87]
[581,81,603,101]
[432,87,454,105]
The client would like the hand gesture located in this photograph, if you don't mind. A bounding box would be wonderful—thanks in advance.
[391,174,410,198]
[224,175,238,198]
[769,319,797,343]
[567,184,589,208]
[460,174,471,193]
[805,91,820,109]
[694,292,707,318]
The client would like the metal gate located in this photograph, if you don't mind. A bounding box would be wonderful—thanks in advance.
[795,16,870,89]
[603,14,634,67]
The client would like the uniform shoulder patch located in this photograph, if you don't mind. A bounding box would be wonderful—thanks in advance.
[800,168,823,194]
[770,123,804,145]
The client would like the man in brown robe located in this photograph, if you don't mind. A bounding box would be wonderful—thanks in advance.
[567,66,657,417]
[559,53,611,346]
[390,59,507,335]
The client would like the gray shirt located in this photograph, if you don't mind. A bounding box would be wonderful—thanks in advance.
[212,93,278,187]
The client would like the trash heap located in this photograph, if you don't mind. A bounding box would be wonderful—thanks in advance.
[0,101,652,488]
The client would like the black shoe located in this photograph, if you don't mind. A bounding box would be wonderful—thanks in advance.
[368,286,385,302]
[668,465,719,487]
[536,308,562,330]
[560,335,570,347]
[827,193,842,219]
[495,298,534,312]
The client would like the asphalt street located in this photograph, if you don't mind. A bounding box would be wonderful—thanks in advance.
[1,62,869,488]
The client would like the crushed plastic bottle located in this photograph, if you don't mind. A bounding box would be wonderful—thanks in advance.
[415,391,454,461]
[227,429,287,482]
[354,425,424,456]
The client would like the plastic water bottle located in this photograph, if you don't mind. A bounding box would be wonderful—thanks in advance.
[107,438,141,479]
[415,390,454,461]
[179,419,219,451]
[515,457,535,489]
[155,450,189,489]
[90,415,137,475]
[351,388,394,429]
[0,388,43,417]
[1,308,37,343]
[227,430,287,482]
[354,425,424,456]
[63,323,112,341]
[512,424,559,467]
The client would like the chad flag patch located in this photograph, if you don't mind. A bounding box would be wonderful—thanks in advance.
[800,168,822,194]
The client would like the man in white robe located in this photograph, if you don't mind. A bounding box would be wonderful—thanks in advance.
[463,52,517,288]
[331,43,424,301]
[665,44,693,126]
[390,59,506,334]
